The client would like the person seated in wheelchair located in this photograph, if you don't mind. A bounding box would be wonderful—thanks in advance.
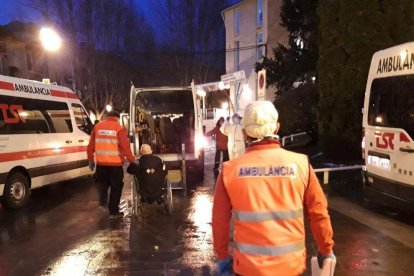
[135,144,167,204]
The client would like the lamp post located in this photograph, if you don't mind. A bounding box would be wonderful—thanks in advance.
[39,27,61,81]
[40,27,76,93]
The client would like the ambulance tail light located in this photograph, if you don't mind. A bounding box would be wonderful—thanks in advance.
[361,127,365,160]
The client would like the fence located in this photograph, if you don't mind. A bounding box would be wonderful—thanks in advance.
[314,165,362,184]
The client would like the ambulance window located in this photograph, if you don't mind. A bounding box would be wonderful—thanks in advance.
[71,104,93,135]
[369,75,414,138]
[0,95,71,134]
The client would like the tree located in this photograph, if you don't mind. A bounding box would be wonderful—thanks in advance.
[317,0,414,158]
[23,0,154,115]
[256,0,318,95]
[150,0,228,85]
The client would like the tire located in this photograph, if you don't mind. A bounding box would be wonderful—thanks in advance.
[1,172,30,209]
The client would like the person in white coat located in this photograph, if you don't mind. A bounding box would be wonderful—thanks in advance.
[220,113,245,160]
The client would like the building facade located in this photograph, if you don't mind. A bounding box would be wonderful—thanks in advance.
[0,23,74,88]
[222,0,288,114]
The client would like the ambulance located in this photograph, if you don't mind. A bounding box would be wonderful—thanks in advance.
[129,83,205,180]
[362,42,414,210]
[0,75,93,209]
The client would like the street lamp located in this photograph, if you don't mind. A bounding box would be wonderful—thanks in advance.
[105,104,113,112]
[40,27,62,52]
[39,27,62,81]
[39,27,76,94]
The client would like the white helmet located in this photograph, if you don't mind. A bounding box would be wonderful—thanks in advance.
[243,101,278,139]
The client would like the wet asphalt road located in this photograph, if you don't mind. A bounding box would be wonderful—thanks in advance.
[1,146,414,275]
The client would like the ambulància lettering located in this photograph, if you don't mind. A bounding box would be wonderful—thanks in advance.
[14,83,51,95]
[377,51,414,74]
[238,164,297,177]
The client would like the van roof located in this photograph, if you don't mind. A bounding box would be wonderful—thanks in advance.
[0,74,78,100]
[370,41,414,78]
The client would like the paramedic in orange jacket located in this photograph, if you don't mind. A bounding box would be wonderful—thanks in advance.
[87,110,136,218]
[212,101,334,276]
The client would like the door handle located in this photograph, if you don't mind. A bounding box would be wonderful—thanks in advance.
[66,140,72,144]
[399,147,414,153]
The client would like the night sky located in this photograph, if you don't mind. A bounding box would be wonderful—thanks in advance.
[0,0,153,25]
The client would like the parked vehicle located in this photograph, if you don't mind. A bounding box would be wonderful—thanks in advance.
[129,83,205,180]
[362,42,414,211]
[0,75,93,209]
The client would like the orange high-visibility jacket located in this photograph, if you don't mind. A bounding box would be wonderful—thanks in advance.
[212,141,334,276]
[87,117,135,166]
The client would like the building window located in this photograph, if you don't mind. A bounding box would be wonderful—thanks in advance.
[257,32,265,61]
[234,41,240,71]
[235,9,240,35]
[257,0,263,26]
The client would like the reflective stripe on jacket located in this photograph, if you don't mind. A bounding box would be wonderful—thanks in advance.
[222,143,309,275]
[87,117,134,166]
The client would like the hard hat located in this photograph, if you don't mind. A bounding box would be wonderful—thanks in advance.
[243,101,278,139]
[140,144,153,155]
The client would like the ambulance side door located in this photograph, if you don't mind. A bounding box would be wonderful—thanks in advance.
[71,103,93,175]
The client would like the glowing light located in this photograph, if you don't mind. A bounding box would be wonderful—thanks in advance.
[196,88,206,97]
[400,50,408,61]
[50,143,61,151]
[242,84,252,100]
[89,112,96,123]
[105,105,112,112]
[375,116,383,124]
[222,102,229,110]
[19,111,28,117]
[40,27,62,52]
[218,81,225,90]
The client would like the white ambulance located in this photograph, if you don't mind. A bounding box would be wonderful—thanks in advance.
[129,83,205,180]
[362,42,414,210]
[0,75,93,209]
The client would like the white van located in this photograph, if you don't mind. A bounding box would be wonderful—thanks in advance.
[129,83,205,180]
[0,75,93,209]
[362,42,414,210]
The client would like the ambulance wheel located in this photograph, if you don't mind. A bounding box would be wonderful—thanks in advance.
[1,172,30,209]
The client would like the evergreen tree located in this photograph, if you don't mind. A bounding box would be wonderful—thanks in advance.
[256,0,318,95]
[317,0,414,158]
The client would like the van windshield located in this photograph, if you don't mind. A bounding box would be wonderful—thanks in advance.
[368,75,414,138]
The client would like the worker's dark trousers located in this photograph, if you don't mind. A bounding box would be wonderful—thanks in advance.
[213,149,229,171]
[96,165,124,214]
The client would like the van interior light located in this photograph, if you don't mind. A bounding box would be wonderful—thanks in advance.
[375,116,383,124]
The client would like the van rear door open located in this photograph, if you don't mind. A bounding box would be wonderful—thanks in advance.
[129,84,204,178]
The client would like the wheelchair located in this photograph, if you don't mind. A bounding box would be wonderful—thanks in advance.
[130,165,173,218]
